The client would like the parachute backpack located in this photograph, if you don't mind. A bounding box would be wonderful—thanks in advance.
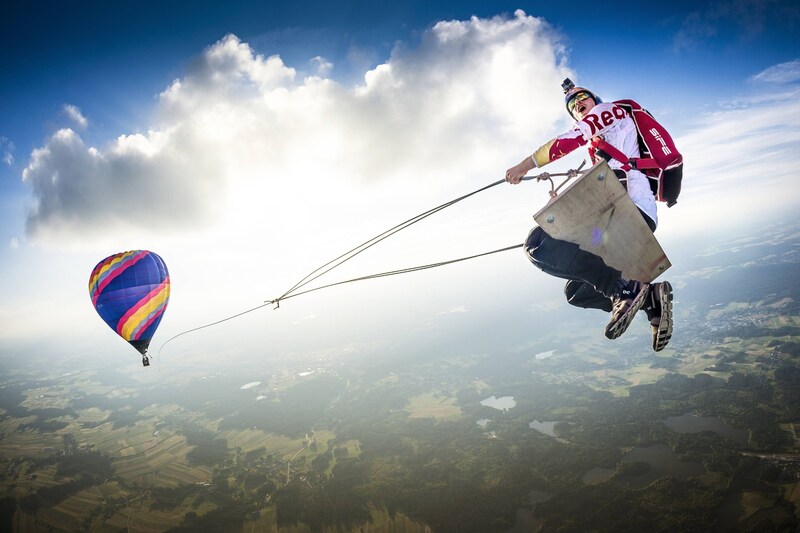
[562,79,684,207]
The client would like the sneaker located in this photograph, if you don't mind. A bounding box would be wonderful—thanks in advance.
[605,280,649,340]
[645,281,673,352]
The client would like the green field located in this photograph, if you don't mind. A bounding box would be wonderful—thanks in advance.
[219,427,308,457]
[241,504,430,533]
[406,392,463,420]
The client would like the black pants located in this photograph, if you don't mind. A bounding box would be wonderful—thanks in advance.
[525,210,657,313]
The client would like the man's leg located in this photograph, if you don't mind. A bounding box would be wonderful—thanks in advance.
[525,227,621,297]
[525,226,649,339]
[644,281,673,351]
[564,280,612,313]
[634,210,675,351]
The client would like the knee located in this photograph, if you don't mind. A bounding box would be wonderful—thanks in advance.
[524,226,548,262]
[525,226,575,268]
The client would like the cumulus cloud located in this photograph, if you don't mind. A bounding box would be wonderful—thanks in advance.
[752,59,800,84]
[22,127,223,241]
[21,11,571,246]
[62,104,88,129]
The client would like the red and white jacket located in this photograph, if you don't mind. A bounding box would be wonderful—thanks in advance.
[531,102,658,226]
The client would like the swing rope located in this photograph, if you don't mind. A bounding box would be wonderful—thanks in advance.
[157,165,586,355]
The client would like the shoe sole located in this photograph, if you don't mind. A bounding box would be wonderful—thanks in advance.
[652,281,673,352]
[605,283,650,340]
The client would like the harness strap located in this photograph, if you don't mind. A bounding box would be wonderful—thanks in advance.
[590,139,659,171]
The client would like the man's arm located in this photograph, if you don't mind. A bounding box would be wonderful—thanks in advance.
[505,129,588,184]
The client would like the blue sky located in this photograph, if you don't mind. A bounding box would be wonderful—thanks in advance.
[1,1,799,367]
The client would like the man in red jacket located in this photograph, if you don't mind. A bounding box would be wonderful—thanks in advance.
[505,81,673,351]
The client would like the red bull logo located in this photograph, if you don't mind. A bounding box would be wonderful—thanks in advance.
[582,105,627,136]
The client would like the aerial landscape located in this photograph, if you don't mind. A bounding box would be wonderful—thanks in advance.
[2,221,799,531]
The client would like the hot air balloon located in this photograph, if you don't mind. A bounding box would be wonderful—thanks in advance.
[88,250,170,366]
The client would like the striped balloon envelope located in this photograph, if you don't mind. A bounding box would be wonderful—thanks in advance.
[89,250,170,365]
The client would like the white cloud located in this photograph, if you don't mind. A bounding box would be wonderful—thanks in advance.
[21,12,571,249]
[9,238,19,249]
[658,83,800,239]
[752,59,800,84]
[10,12,576,355]
[62,104,88,129]
[22,127,223,243]
[309,56,333,77]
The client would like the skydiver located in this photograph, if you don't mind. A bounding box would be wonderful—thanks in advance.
[504,81,673,351]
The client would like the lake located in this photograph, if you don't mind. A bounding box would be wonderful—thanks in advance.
[582,467,615,485]
[529,420,557,437]
[480,395,516,411]
[619,444,704,489]
[508,490,551,532]
[664,413,749,446]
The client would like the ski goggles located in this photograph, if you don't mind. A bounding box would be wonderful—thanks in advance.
[567,92,593,114]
